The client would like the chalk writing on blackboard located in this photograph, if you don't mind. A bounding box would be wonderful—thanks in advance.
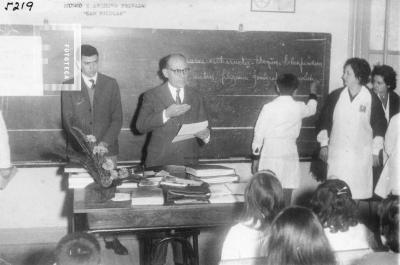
[188,55,323,87]
[188,55,323,71]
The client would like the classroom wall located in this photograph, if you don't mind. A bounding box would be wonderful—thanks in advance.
[2,0,351,91]
[0,0,351,242]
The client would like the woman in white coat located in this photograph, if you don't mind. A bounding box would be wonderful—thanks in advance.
[375,113,400,198]
[316,58,387,199]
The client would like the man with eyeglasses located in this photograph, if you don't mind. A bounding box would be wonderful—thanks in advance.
[136,53,210,168]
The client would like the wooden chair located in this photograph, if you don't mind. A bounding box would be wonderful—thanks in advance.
[139,229,200,265]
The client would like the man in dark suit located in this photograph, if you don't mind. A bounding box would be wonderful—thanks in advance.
[136,53,210,168]
[61,44,126,255]
[62,44,122,166]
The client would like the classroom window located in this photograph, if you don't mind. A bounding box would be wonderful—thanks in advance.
[366,0,399,75]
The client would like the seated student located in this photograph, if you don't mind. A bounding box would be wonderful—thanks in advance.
[0,110,17,190]
[54,233,101,265]
[252,73,318,205]
[220,170,285,260]
[310,179,376,265]
[355,194,399,265]
[264,206,336,265]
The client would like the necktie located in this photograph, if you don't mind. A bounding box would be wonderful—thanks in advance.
[88,79,95,107]
[90,79,95,89]
[176,88,182,104]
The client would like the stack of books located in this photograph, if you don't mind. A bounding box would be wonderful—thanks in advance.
[185,165,239,184]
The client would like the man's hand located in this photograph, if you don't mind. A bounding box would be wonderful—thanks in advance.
[373,154,380,167]
[93,141,109,155]
[165,104,191,118]
[195,128,210,142]
[319,146,328,162]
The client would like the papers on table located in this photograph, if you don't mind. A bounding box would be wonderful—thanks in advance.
[208,183,245,204]
[111,193,131,201]
[225,182,247,195]
[68,172,138,189]
[131,187,164,205]
[172,120,208,143]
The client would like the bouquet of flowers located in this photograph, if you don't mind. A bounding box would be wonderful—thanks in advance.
[69,127,138,188]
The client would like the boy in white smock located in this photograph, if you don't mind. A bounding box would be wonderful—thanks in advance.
[252,73,318,205]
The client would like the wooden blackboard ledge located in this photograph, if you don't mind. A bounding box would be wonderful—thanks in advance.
[199,157,313,164]
[13,161,68,168]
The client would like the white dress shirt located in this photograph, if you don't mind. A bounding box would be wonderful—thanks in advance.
[162,82,184,123]
[82,72,98,88]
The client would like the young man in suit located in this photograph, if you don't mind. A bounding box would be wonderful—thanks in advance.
[61,44,126,255]
[62,44,122,166]
[136,53,210,168]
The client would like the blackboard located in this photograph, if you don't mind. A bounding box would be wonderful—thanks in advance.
[1,27,331,164]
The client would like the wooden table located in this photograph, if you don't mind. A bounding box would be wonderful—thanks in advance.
[73,187,244,232]
[72,187,244,265]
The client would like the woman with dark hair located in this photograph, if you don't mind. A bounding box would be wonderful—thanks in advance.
[265,206,336,265]
[316,57,387,199]
[310,179,376,265]
[371,64,399,122]
[355,195,399,265]
[220,170,285,260]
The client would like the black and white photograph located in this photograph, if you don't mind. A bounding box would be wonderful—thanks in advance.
[0,0,399,264]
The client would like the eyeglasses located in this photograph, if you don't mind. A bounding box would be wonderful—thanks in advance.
[168,68,190,75]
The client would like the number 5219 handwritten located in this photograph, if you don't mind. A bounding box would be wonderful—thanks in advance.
[4,2,34,11]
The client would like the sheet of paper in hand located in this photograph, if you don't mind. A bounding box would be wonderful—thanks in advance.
[0,24,81,95]
[172,120,208,143]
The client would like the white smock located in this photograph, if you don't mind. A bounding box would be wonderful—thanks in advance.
[323,87,378,199]
[252,96,316,189]
[375,113,400,197]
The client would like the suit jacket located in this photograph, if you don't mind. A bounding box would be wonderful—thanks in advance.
[136,83,208,167]
[62,73,123,156]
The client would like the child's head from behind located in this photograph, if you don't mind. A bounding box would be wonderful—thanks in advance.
[55,232,101,265]
[242,170,285,229]
[276,73,299,95]
[310,179,358,232]
[378,194,399,252]
[265,206,336,265]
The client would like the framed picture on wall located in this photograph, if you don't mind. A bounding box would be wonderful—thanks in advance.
[251,0,296,13]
